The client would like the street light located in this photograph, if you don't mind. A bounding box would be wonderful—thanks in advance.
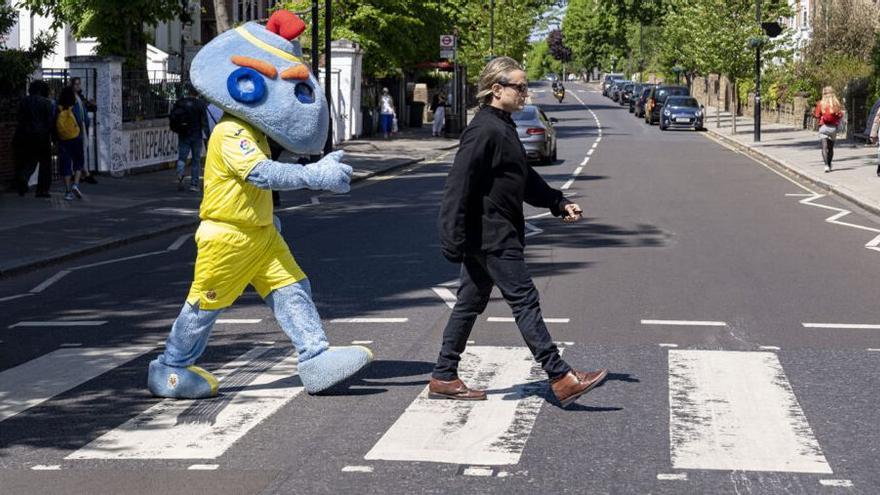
[490,0,495,57]
[672,66,683,85]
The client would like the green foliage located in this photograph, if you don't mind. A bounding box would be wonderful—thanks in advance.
[525,40,562,80]
[20,0,189,71]
[0,4,57,95]
[563,0,628,71]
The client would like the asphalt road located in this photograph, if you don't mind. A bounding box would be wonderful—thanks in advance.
[1,82,879,494]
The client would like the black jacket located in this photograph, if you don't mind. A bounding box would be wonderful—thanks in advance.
[15,94,55,139]
[438,105,570,261]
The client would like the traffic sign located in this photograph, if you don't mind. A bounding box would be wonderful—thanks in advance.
[440,49,455,59]
[440,35,456,49]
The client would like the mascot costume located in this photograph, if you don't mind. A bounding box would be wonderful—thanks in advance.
[148,10,373,399]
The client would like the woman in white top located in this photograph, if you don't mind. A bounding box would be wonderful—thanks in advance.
[379,87,395,139]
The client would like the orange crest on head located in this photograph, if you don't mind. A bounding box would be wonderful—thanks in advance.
[266,10,306,41]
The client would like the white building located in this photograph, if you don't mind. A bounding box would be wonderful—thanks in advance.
[784,0,814,55]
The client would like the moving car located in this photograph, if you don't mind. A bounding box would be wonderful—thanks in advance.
[645,85,690,125]
[512,105,558,164]
[659,96,704,131]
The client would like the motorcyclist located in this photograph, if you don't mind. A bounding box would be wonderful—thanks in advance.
[553,80,565,102]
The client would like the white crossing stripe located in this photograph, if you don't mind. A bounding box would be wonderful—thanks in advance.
[657,473,687,481]
[188,464,219,470]
[351,340,374,345]
[668,350,832,473]
[68,347,302,459]
[462,466,494,477]
[758,345,781,351]
[642,319,726,327]
[31,465,61,470]
[432,287,457,309]
[0,344,156,422]
[819,479,853,487]
[8,320,108,328]
[364,346,547,465]
[802,323,880,330]
[487,317,570,323]
[216,319,262,324]
[329,318,408,323]
[341,465,374,473]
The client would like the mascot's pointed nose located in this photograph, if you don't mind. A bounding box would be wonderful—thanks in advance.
[266,10,306,41]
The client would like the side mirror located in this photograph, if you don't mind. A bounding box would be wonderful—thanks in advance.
[549,117,558,124]
[700,104,705,109]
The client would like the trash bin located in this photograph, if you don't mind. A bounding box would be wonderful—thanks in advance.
[445,112,463,138]
[409,102,425,128]
[361,107,374,137]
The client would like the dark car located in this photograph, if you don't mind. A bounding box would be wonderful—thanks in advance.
[512,105,558,164]
[659,96,704,131]
[624,84,643,110]
[618,83,636,106]
[645,85,690,125]
[610,81,632,102]
[602,73,624,96]
[633,85,654,117]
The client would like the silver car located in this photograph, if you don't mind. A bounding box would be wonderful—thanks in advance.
[512,105,558,164]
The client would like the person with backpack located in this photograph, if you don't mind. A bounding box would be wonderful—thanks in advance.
[170,84,208,191]
[814,86,844,173]
[13,80,55,198]
[56,86,85,201]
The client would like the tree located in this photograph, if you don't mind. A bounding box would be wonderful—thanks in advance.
[525,39,562,80]
[563,0,628,73]
[213,0,231,34]
[0,4,56,96]
[547,28,571,63]
[20,0,190,73]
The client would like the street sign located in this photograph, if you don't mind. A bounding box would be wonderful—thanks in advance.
[440,49,455,59]
[440,35,456,49]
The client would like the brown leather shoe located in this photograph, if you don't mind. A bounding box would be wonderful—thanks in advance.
[551,369,608,407]
[428,377,487,401]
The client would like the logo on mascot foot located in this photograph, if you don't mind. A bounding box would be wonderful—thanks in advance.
[168,373,179,389]
[205,289,218,301]
[239,139,256,156]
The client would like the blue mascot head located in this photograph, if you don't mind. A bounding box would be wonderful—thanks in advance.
[190,10,328,155]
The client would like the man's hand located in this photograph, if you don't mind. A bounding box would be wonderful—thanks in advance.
[562,203,583,223]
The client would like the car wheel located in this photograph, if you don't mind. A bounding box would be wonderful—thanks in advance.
[660,122,667,130]
[551,145,557,162]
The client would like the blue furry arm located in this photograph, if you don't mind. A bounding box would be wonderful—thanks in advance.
[246,150,353,193]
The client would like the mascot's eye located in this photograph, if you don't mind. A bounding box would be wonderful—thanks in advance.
[227,67,267,103]
[295,83,314,104]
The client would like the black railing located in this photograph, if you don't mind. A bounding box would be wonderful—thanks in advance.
[122,78,185,122]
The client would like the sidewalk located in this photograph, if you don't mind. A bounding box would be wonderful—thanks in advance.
[701,106,880,214]
[0,124,458,276]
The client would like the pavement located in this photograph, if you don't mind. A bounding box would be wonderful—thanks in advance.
[700,106,880,215]
[0,124,459,276]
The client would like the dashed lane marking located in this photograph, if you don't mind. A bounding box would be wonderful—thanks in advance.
[431,287,457,309]
[351,340,373,345]
[31,465,61,470]
[487,317,570,323]
[330,318,408,323]
[188,464,219,470]
[29,270,72,293]
[802,323,880,330]
[9,320,108,328]
[341,465,374,473]
[819,479,854,487]
[641,319,727,327]
[758,346,781,351]
[216,319,262,324]
[657,473,687,481]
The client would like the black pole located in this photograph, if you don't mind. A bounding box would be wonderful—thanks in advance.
[324,0,333,154]
[311,1,319,77]
[490,0,495,57]
[754,0,762,142]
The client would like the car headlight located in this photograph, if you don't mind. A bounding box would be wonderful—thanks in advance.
[663,109,671,117]
[695,110,703,117]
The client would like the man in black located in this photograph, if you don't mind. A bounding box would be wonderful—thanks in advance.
[431,57,607,407]
[13,80,54,197]
[171,84,208,192]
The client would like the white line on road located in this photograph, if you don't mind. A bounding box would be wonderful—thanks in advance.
[668,350,832,473]
[31,465,61,470]
[657,473,687,481]
[341,465,374,473]
[72,251,166,271]
[351,340,374,345]
[310,196,321,205]
[9,320,108,328]
[488,317,570,323]
[641,319,726,327]
[524,222,544,237]
[188,464,220,470]
[432,287,457,309]
[561,178,575,190]
[0,293,34,303]
[525,212,553,220]
[365,346,549,465]
[579,157,589,166]
[330,318,408,323]
[758,346,781,351]
[29,270,72,293]
[462,466,494,477]
[867,348,880,352]
[591,142,598,149]
[803,323,880,330]
[0,343,156,423]
[587,149,594,156]
[216,319,262,324]
[658,343,679,348]
[574,167,583,175]
[819,479,853,487]
[167,233,193,251]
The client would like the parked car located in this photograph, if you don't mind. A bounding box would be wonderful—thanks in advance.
[512,105,558,164]
[645,85,690,125]
[633,85,655,117]
[659,96,704,131]
[602,73,624,96]
[621,83,642,108]
[610,81,631,102]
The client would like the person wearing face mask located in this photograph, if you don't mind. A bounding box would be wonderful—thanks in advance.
[431,56,607,408]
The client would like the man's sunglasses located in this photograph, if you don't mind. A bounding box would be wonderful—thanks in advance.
[497,82,529,95]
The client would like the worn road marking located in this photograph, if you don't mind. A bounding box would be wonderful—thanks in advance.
[29,270,72,293]
[658,343,679,348]
[668,350,832,473]
[364,346,548,465]
[657,473,687,481]
[341,465,374,473]
[216,319,262,324]
[329,318,408,323]
[642,319,726,327]
[462,466,494,477]
[9,320,108,328]
[819,479,853,487]
[487,317,570,323]
[68,347,302,459]
[0,294,34,303]
[188,464,219,470]
[0,344,156,422]
[31,465,61,470]
[167,233,193,251]
[802,323,880,330]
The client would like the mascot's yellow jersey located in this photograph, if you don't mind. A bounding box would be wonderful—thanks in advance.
[200,114,273,227]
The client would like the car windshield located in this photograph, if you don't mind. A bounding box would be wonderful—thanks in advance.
[667,97,699,107]
[512,107,537,121]
[658,87,688,101]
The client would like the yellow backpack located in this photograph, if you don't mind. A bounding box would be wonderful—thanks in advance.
[56,107,80,140]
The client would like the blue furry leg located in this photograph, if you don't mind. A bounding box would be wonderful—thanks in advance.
[148,302,222,399]
[265,280,373,393]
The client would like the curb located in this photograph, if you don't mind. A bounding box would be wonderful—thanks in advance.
[704,128,880,217]
[1,150,453,278]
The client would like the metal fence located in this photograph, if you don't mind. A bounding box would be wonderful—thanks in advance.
[122,75,185,122]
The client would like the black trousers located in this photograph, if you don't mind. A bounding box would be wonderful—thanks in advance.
[432,249,571,381]
[13,134,52,194]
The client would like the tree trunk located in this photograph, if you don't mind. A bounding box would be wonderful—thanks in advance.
[214,0,231,34]
[732,79,738,134]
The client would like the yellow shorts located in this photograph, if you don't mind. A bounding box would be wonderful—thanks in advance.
[186,220,306,310]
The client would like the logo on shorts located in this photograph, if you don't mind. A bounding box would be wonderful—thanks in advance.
[240,139,256,156]
[167,373,179,389]
[205,289,217,301]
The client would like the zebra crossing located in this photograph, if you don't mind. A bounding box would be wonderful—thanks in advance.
[0,338,867,488]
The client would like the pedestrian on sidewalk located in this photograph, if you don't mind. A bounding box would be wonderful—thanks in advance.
[56,86,85,201]
[13,80,54,198]
[379,87,395,139]
[869,104,880,177]
[431,56,607,407]
[170,83,208,192]
[71,77,98,185]
[431,92,446,137]
[814,86,844,173]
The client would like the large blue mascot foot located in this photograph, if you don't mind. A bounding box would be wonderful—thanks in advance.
[148,359,219,399]
[297,346,373,394]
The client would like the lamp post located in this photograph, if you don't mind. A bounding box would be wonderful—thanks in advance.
[324,0,332,154]
[754,0,762,142]
[311,0,319,77]
[672,65,683,85]
[490,0,495,57]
